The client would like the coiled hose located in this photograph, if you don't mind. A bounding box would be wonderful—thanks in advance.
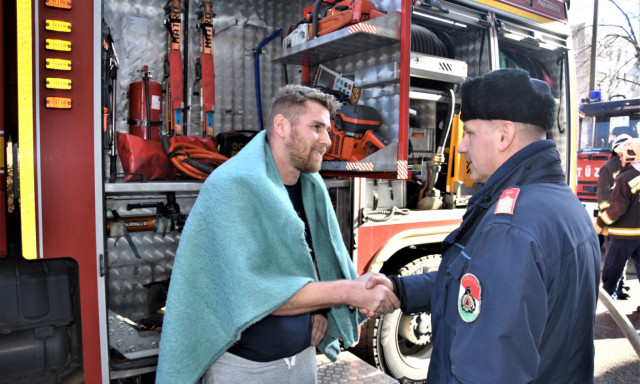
[162,135,228,181]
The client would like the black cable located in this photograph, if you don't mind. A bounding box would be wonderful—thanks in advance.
[362,206,410,222]
[479,29,487,74]
[183,0,189,135]
[144,71,152,139]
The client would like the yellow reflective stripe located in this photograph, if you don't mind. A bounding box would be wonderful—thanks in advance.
[598,201,610,210]
[17,0,37,260]
[600,211,614,225]
[629,175,640,194]
[607,227,640,237]
[469,0,559,23]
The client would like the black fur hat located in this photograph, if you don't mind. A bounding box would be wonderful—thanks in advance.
[460,69,556,131]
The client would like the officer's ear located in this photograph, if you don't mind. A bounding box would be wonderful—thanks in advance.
[497,120,516,152]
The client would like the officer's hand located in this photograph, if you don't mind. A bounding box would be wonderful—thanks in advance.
[358,273,397,317]
[350,273,400,317]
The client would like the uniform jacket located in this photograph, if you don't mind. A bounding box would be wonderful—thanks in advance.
[393,140,600,384]
[597,155,623,210]
[596,165,640,239]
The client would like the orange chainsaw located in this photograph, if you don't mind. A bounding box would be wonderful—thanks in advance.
[324,104,385,162]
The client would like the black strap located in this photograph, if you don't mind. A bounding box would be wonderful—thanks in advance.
[111,210,142,259]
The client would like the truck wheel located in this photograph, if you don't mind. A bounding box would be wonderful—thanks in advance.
[361,254,442,384]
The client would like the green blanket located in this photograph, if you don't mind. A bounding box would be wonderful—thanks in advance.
[156,130,365,383]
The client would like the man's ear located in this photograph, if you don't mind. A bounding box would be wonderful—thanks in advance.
[273,114,289,138]
[498,121,517,152]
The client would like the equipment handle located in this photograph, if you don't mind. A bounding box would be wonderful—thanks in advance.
[143,67,153,140]
[311,0,323,38]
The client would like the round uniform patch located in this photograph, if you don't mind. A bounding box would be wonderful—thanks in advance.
[459,273,482,322]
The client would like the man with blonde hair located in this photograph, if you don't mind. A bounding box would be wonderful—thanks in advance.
[157,84,398,384]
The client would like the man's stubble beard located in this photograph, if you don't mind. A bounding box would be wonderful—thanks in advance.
[288,127,325,174]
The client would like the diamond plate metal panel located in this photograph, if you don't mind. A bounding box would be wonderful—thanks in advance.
[195,0,305,135]
[103,0,167,137]
[107,231,178,320]
[105,194,195,320]
[374,0,402,13]
[317,352,399,384]
[108,310,161,360]
[448,28,490,79]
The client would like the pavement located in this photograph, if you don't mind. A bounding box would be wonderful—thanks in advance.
[594,262,640,383]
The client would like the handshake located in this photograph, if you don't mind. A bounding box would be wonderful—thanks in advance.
[349,272,400,317]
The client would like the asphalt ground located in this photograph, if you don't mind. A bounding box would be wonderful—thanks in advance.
[594,261,640,383]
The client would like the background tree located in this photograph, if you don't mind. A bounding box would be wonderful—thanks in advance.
[599,0,639,96]
[570,0,639,100]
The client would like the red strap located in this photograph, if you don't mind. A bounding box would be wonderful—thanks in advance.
[199,1,215,136]
[169,50,184,107]
[200,54,215,111]
[200,2,214,55]
[169,50,184,134]
[165,0,184,135]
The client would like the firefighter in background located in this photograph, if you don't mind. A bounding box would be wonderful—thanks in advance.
[364,69,601,383]
[598,133,633,208]
[597,133,632,299]
[595,138,640,305]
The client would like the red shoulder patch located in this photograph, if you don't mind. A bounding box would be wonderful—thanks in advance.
[494,187,520,215]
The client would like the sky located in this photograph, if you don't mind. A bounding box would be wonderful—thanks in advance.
[567,0,639,30]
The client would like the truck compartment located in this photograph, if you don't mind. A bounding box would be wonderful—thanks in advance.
[0,258,75,332]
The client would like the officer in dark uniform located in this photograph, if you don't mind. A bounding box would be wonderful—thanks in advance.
[365,69,601,383]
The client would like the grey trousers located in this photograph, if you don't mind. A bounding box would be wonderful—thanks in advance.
[202,346,318,384]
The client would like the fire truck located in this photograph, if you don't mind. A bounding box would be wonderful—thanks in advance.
[576,95,640,219]
[2,0,578,383]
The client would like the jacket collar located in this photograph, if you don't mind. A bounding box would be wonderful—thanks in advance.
[469,140,562,209]
[445,140,564,247]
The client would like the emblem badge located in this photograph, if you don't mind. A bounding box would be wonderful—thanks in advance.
[459,273,482,322]
[495,187,520,215]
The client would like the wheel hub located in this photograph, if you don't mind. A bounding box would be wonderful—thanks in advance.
[398,313,432,345]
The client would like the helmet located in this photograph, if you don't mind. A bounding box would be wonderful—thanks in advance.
[611,134,631,153]
[619,138,640,165]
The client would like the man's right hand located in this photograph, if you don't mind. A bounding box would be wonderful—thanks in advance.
[365,273,394,291]
[272,274,400,317]
[350,272,399,317]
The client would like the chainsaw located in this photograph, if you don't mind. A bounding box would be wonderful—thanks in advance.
[284,0,385,49]
[324,104,385,162]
